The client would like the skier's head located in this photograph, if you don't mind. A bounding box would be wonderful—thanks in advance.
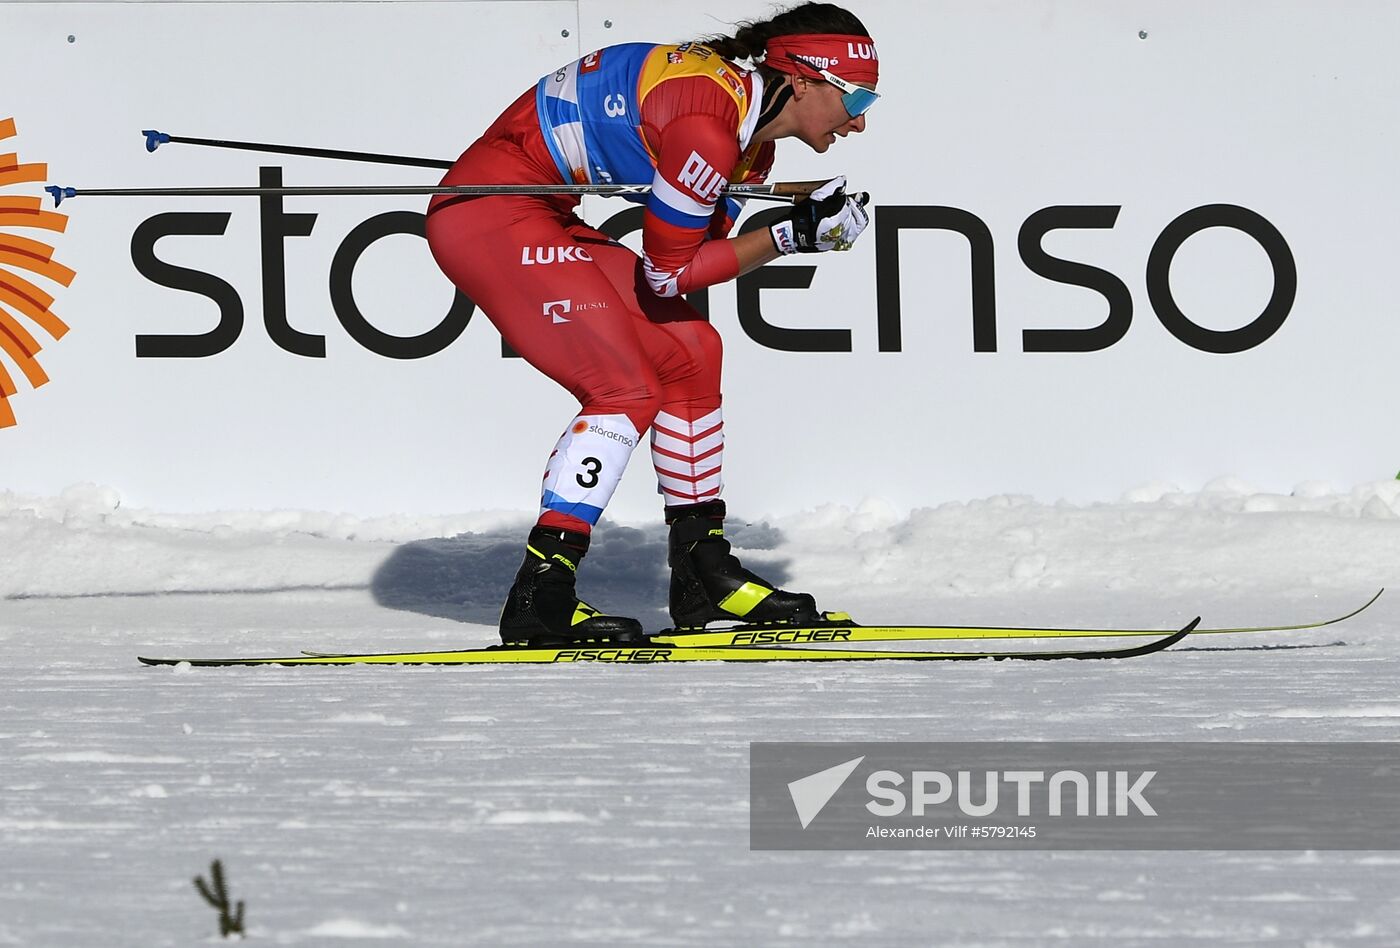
[699,3,879,153]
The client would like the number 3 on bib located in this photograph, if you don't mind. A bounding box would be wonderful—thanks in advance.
[577,457,603,488]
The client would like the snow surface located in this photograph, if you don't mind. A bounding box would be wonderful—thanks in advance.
[4,480,1400,945]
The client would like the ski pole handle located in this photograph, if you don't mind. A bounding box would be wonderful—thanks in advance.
[767,181,832,201]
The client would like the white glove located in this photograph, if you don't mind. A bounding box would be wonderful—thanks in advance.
[770,176,872,254]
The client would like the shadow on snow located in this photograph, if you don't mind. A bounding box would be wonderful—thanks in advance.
[368,517,791,631]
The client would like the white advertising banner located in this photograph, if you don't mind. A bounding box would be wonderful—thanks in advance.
[1,1,1396,518]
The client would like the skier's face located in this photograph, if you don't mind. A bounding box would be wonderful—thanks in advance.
[791,75,873,153]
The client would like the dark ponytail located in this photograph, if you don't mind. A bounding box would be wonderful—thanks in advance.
[698,2,871,66]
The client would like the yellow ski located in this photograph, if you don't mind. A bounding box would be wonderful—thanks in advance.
[650,590,1382,647]
[138,620,1197,667]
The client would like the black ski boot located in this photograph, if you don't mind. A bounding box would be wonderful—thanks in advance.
[499,527,647,647]
[666,500,822,629]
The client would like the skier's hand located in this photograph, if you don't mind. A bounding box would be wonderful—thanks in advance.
[769,176,871,254]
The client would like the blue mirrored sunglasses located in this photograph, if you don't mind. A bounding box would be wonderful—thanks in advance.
[815,66,880,118]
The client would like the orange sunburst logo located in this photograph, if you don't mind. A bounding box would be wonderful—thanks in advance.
[0,117,74,429]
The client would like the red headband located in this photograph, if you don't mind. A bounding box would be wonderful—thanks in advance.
[762,34,879,85]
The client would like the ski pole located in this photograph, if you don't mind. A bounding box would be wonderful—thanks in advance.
[43,181,825,208]
[141,129,452,169]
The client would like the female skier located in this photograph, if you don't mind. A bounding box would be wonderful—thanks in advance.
[425,2,879,645]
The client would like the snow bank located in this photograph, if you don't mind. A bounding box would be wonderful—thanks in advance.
[3,480,1399,607]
